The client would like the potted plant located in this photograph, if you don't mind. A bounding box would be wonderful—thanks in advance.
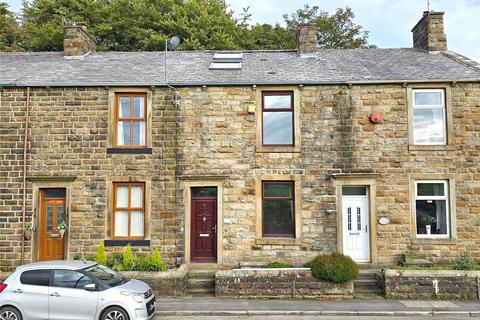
[24,223,33,240]
[57,221,68,238]
[420,215,436,235]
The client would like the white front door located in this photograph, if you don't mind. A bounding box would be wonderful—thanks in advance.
[342,186,370,262]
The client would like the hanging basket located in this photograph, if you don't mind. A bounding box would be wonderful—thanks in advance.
[59,229,66,238]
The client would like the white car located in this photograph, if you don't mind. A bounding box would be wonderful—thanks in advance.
[0,260,155,320]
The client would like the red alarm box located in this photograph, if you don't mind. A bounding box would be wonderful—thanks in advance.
[370,113,381,123]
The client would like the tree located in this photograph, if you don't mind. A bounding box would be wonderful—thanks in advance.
[0,2,23,51]
[284,5,372,49]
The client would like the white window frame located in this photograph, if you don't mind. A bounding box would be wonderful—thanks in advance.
[415,180,450,238]
[412,89,447,145]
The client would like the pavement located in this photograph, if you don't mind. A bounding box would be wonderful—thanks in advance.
[155,297,480,317]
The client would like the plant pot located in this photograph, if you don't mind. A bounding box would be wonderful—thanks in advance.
[402,253,413,263]
[59,229,66,238]
[426,225,431,235]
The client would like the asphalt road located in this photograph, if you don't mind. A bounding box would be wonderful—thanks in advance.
[157,316,473,320]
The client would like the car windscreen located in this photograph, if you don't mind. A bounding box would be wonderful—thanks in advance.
[83,264,127,287]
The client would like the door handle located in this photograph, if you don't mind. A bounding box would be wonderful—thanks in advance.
[212,225,217,233]
[13,289,23,294]
[50,292,60,297]
[365,224,368,233]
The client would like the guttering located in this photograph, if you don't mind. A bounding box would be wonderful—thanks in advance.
[21,86,31,265]
[2,78,480,88]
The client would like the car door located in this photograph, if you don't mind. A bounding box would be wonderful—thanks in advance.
[12,269,50,320]
[49,269,99,320]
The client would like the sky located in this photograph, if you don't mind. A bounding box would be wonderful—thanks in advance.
[4,0,480,62]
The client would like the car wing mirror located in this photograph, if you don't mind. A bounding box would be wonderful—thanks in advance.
[84,283,97,291]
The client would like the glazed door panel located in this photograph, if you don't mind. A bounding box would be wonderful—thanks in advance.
[39,194,66,261]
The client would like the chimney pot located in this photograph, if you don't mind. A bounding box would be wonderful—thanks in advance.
[411,11,447,52]
[63,24,96,56]
[296,23,318,54]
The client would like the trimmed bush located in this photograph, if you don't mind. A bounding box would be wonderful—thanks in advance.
[95,242,107,266]
[264,262,293,268]
[452,257,476,270]
[123,244,134,270]
[304,253,359,283]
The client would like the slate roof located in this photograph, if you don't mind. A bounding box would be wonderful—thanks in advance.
[1,48,480,87]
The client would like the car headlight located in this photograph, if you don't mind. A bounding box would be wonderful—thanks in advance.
[132,293,144,303]
[120,291,144,303]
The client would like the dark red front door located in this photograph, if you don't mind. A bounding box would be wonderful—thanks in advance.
[191,187,217,262]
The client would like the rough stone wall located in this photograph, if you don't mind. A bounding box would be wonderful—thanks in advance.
[63,26,97,55]
[384,269,480,300]
[0,87,178,271]
[1,82,480,270]
[296,23,318,54]
[215,268,353,299]
[412,11,447,51]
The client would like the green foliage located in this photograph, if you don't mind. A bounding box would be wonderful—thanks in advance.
[452,257,476,270]
[0,2,24,51]
[305,253,359,283]
[264,262,294,268]
[122,244,133,270]
[95,242,107,266]
[106,248,166,272]
[84,255,95,261]
[283,5,373,49]
[73,255,80,260]
[4,0,372,52]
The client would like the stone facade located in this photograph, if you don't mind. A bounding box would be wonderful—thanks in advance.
[384,269,480,300]
[63,25,97,56]
[412,11,447,51]
[296,23,318,54]
[215,268,353,299]
[1,82,480,271]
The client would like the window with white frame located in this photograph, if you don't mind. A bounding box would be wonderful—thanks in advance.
[412,89,446,145]
[415,180,449,237]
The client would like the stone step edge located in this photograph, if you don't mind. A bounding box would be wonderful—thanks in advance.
[156,310,480,317]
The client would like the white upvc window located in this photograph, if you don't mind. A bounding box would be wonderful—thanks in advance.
[412,89,447,145]
[415,180,450,238]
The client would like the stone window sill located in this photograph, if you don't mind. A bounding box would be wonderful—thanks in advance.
[104,239,150,246]
[107,147,152,154]
[408,145,455,151]
[255,146,301,153]
[411,238,457,245]
[255,238,301,246]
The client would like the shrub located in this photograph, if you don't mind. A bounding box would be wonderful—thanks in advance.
[150,248,167,271]
[304,253,359,283]
[264,262,293,268]
[84,255,96,262]
[123,244,133,270]
[73,255,80,260]
[95,242,107,266]
[452,257,475,270]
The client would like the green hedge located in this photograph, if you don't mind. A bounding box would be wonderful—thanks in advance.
[304,253,359,283]
[264,262,294,268]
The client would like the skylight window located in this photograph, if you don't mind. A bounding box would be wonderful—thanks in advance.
[209,52,242,70]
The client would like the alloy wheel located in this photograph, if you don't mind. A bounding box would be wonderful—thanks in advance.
[105,310,125,320]
[0,311,18,320]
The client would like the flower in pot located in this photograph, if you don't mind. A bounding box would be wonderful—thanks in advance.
[420,215,436,235]
[57,221,68,238]
[24,223,33,240]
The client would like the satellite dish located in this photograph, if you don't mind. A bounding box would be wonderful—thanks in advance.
[167,36,180,51]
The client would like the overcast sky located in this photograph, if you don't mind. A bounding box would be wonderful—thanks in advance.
[5,0,480,62]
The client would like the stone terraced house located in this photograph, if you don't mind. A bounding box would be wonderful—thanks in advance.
[1,11,480,271]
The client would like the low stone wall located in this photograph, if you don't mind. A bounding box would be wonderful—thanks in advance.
[121,264,189,297]
[0,272,11,282]
[216,268,353,299]
[384,269,480,300]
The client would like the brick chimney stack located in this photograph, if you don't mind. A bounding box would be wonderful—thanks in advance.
[411,11,447,52]
[296,23,318,54]
[63,24,96,56]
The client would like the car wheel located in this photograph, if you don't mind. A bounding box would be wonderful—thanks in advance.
[101,307,129,320]
[0,306,22,320]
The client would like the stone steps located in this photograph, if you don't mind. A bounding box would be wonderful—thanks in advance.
[354,268,384,299]
[186,264,218,297]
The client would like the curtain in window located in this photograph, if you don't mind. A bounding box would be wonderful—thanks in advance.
[116,186,128,207]
[115,211,128,236]
[435,200,447,234]
[130,211,144,236]
[130,186,143,207]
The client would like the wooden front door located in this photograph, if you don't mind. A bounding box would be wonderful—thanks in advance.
[191,187,217,262]
[39,189,66,261]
